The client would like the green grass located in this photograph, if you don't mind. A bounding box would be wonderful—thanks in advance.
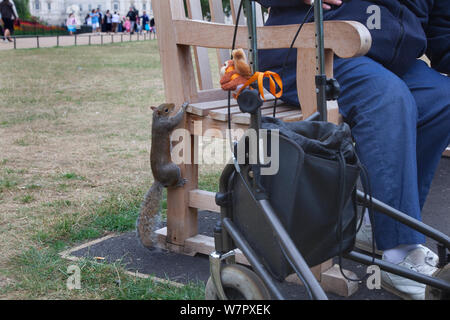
[6,247,204,299]
[15,194,35,204]
[25,184,43,190]
[34,189,143,246]
[60,172,86,181]
[18,184,208,299]
[0,170,21,193]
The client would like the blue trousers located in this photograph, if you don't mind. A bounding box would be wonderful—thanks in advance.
[333,57,450,250]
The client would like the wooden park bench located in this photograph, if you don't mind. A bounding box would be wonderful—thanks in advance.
[151,0,375,297]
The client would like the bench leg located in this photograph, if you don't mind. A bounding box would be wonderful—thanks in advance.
[166,133,198,249]
[287,260,359,297]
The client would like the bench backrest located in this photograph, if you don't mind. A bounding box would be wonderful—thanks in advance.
[187,0,266,92]
[152,0,371,120]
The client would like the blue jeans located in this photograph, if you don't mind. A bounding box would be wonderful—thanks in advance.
[334,57,450,250]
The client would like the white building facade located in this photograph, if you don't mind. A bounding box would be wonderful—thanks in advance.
[29,0,153,25]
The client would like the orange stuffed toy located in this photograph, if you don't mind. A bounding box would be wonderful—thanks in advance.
[220,48,283,101]
[220,48,253,92]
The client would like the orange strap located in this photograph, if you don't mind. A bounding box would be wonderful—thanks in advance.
[236,71,283,100]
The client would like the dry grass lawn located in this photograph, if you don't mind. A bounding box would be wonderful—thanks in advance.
[0,41,221,299]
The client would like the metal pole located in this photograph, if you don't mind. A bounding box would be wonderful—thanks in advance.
[222,218,285,300]
[57,35,59,47]
[356,190,450,248]
[111,34,113,43]
[75,34,77,46]
[13,36,16,49]
[314,0,328,121]
[101,34,103,45]
[244,0,264,186]
[121,34,123,42]
[345,251,450,292]
[36,35,39,48]
[244,0,258,73]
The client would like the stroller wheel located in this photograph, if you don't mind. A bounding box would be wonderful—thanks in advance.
[425,263,450,300]
[205,264,271,300]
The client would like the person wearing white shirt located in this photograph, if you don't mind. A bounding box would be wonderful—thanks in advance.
[111,11,120,33]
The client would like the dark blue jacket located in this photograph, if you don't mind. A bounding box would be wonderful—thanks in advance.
[258,1,450,78]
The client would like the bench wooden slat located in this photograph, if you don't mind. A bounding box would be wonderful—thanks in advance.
[232,108,302,125]
[173,20,371,59]
[186,0,214,90]
[230,0,246,26]
[197,88,229,103]
[209,104,293,122]
[187,98,238,116]
[255,2,265,27]
[208,0,230,67]
[188,91,277,116]
[189,189,220,212]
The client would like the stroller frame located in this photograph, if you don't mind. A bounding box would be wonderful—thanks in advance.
[209,0,450,300]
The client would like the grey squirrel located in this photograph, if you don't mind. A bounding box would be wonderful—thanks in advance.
[136,102,188,248]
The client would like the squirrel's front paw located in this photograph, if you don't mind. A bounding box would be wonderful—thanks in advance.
[176,178,188,187]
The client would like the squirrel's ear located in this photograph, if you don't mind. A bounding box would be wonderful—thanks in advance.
[150,106,156,111]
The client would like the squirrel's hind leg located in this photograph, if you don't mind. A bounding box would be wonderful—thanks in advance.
[159,163,185,188]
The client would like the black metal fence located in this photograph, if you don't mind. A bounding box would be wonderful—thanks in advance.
[8,32,155,50]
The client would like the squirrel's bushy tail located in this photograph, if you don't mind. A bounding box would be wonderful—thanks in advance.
[136,181,164,248]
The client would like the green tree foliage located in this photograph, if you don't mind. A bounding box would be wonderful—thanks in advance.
[200,0,231,19]
[13,0,32,20]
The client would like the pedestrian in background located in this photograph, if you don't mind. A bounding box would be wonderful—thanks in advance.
[66,13,76,35]
[0,0,18,42]
[111,11,120,33]
[97,8,103,32]
[141,11,149,35]
[124,16,131,34]
[90,9,99,33]
[149,16,155,39]
[126,7,136,35]
[104,10,112,33]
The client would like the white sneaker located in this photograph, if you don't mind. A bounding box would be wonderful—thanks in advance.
[381,245,438,300]
[355,223,383,255]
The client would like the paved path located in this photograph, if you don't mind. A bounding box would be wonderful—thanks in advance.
[0,33,155,50]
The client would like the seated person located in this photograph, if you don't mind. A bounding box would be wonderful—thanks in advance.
[257,0,450,299]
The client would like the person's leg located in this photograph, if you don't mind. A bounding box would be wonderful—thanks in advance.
[333,56,425,251]
[400,59,450,210]
[3,19,11,40]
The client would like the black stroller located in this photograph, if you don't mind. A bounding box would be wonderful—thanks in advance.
[205,0,450,300]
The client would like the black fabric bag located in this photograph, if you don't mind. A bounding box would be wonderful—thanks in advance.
[227,117,361,280]
[262,117,361,263]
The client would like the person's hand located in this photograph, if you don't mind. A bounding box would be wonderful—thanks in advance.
[303,0,343,10]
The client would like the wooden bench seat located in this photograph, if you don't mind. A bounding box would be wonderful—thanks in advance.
[187,95,303,124]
